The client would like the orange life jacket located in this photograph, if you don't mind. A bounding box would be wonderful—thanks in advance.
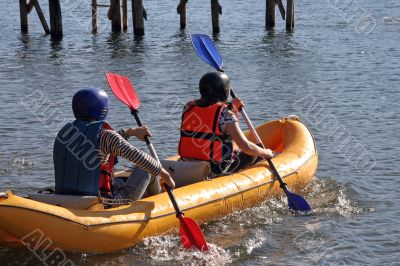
[178,102,233,164]
[99,123,117,197]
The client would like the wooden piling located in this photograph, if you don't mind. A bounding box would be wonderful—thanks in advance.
[92,0,98,32]
[27,0,34,14]
[286,0,295,30]
[265,0,276,29]
[32,0,50,34]
[277,0,285,20]
[177,0,188,30]
[49,0,63,37]
[211,0,221,34]
[110,0,122,32]
[122,0,128,31]
[19,0,28,32]
[132,0,145,36]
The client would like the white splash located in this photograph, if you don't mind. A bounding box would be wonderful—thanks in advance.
[137,235,232,266]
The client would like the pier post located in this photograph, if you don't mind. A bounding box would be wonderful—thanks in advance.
[49,0,63,37]
[27,1,34,14]
[92,0,98,32]
[19,0,28,32]
[286,0,295,30]
[32,0,50,34]
[122,0,128,31]
[211,0,221,34]
[177,0,188,30]
[277,0,285,20]
[110,0,122,32]
[266,0,276,29]
[132,0,145,35]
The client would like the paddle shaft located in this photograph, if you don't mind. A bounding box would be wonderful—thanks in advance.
[130,109,185,213]
[131,109,159,160]
[166,187,184,216]
[230,90,289,191]
[230,90,263,145]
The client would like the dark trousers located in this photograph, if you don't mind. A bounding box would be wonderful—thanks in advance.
[211,151,261,176]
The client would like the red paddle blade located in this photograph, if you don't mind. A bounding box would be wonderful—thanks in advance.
[105,72,140,110]
[179,216,209,252]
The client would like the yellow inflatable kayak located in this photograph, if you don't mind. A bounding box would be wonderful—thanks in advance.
[0,117,317,253]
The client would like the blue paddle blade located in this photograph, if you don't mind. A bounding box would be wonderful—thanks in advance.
[190,34,223,71]
[285,190,312,212]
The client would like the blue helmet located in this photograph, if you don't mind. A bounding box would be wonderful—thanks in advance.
[72,88,109,121]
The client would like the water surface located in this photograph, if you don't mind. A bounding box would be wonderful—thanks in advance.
[0,0,399,265]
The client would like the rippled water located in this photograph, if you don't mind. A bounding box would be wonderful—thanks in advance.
[1,0,399,265]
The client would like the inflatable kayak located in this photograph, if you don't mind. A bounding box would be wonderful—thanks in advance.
[0,116,317,253]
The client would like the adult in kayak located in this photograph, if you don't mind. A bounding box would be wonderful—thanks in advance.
[53,88,175,200]
[178,72,275,176]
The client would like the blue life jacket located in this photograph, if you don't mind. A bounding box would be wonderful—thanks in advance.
[54,120,104,196]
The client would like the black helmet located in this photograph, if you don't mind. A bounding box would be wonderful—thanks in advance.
[72,88,109,121]
[199,72,231,102]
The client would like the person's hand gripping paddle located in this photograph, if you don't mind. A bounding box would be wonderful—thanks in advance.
[106,72,209,251]
[190,34,311,212]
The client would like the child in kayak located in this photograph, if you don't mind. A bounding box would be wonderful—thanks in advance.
[53,88,175,200]
[178,72,274,176]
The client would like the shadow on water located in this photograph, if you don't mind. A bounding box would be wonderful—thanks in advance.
[175,29,188,39]
[211,32,221,44]
[260,30,296,56]
[171,30,189,48]
[17,34,31,59]
[50,38,62,51]
[265,27,276,37]
[89,32,149,70]
[90,32,148,59]
[170,30,196,55]
[18,33,30,45]
[49,37,63,60]
[50,35,63,43]
[131,35,147,56]
[106,32,129,59]
[133,34,145,45]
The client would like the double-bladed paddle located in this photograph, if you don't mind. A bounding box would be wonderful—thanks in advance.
[106,72,209,251]
[190,34,311,212]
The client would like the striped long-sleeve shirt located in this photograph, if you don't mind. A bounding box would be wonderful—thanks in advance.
[99,128,162,176]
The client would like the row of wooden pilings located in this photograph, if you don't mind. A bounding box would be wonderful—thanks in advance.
[19,0,295,37]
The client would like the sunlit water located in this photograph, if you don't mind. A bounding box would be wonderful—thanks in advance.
[0,0,399,265]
